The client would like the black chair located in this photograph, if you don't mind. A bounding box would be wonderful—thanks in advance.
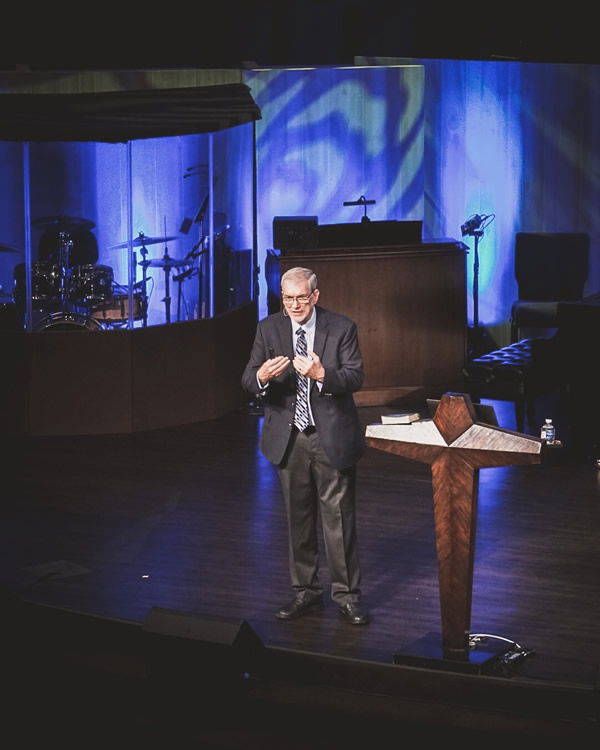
[462,336,562,434]
[510,232,589,343]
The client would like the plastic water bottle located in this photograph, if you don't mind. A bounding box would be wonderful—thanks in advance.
[540,418,556,443]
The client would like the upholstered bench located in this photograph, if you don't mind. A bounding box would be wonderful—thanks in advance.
[462,337,561,433]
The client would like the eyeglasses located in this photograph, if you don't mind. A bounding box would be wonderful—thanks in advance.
[281,291,314,306]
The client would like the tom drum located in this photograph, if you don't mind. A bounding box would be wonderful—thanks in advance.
[69,264,114,305]
[13,262,62,309]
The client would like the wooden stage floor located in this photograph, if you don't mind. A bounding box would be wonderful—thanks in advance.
[3,400,599,746]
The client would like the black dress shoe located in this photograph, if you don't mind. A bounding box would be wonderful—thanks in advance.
[276,594,324,620]
[338,602,370,625]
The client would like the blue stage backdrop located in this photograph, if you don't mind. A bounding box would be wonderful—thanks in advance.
[0,60,598,344]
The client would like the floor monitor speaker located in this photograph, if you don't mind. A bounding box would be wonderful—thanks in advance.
[142,606,265,695]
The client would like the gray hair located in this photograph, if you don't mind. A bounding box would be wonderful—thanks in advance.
[280,266,318,291]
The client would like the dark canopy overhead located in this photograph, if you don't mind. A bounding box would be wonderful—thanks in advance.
[0,83,261,142]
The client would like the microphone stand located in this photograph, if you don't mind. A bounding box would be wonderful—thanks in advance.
[174,266,197,321]
[192,196,208,318]
[138,237,150,328]
[461,214,493,358]
[191,237,207,319]
[175,242,206,322]
[472,229,483,341]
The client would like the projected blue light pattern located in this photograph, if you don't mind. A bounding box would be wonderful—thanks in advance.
[436,61,522,332]
[245,65,425,315]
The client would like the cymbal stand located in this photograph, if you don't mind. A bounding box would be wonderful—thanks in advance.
[138,237,150,328]
[58,231,73,312]
[160,247,175,324]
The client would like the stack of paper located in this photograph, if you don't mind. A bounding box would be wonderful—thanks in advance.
[380,411,420,425]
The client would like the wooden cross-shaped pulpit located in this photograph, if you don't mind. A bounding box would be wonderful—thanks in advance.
[365,392,542,665]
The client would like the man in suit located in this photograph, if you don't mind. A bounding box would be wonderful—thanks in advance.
[242,266,370,625]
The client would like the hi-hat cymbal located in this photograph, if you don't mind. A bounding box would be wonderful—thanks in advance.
[110,234,178,250]
[140,256,191,269]
[0,243,21,253]
[33,215,95,232]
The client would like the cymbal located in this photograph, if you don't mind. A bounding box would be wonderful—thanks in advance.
[140,256,192,269]
[33,215,95,232]
[0,243,21,254]
[110,234,178,250]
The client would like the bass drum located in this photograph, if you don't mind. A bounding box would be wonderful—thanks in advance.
[33,312,106,332]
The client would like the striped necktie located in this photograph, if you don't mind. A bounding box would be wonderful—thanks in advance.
[294,327,310,431]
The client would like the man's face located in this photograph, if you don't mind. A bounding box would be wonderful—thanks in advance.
[281,277,320,325]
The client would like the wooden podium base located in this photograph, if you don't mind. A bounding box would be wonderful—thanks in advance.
[392,631,531,676]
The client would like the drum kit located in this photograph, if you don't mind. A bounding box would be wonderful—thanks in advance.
[2,216,196,331]
[108,231,196,325]
[8,216,114,331]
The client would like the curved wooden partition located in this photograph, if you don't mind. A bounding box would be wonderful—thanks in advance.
[0,302,258,436]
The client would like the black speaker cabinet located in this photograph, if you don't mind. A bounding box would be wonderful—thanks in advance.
[142,607,265,693]
[515,232,589,300]
[273,216,318,251]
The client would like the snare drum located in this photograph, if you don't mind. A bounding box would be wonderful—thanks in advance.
[91,292,146,323]
[33,312,106,332]
[13,262,62,309]
[69,264,114,305]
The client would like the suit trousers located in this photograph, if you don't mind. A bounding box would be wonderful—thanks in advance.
[277,426,362,605]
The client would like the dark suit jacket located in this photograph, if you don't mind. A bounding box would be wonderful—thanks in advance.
[241,306,365,470]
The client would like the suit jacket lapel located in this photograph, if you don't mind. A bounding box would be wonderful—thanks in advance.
[313,307,329,359]
[276,314,295,359]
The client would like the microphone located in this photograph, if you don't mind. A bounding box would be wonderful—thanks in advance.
[173,268,195,282]
[461,214,488,236]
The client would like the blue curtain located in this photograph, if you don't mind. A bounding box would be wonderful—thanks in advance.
[245,59,600,345]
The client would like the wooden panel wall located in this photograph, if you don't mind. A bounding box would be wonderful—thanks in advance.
[279,241,467,405]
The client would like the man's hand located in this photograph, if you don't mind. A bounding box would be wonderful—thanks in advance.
[257,355,290,385]
[294,351,325,383]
